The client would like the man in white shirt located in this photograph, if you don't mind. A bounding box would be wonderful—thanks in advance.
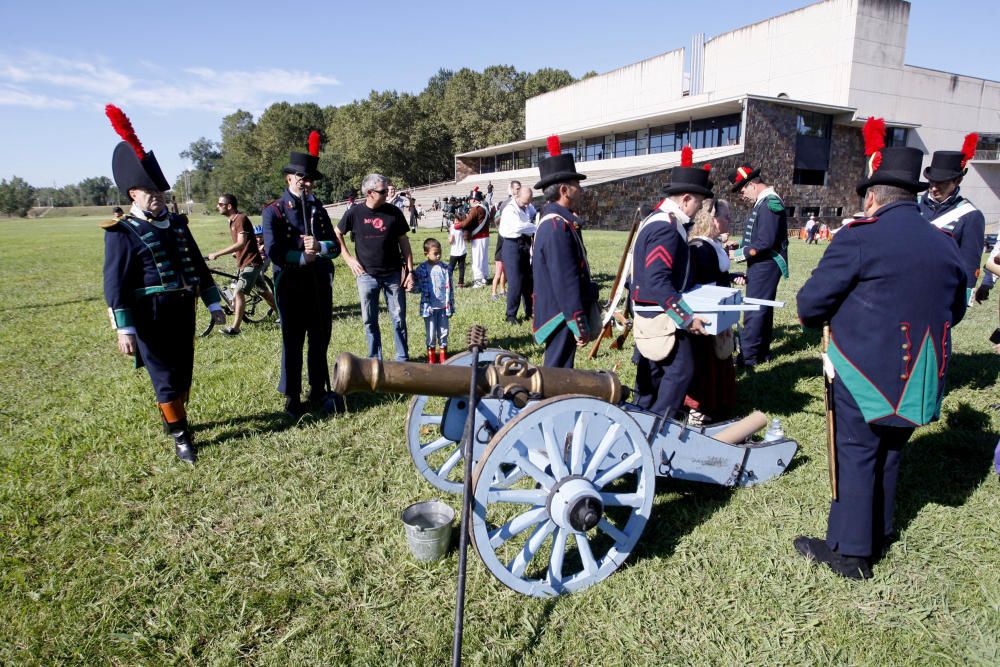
[498,186,537,323]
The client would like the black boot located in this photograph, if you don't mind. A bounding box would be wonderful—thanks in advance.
[309,388,346,415]
[793,535,872,580]
[285,396,306,419]
[167,419,197,465]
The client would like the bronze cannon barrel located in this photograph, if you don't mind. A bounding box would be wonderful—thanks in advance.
[331,352,623,404]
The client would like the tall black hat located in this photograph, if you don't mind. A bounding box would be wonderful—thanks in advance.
[924,133,978,182]
[855,117,927,195]
[106,105,170,198]
[534,135,587,190]
[727,163,761,193]
[663,146,714,197]
[282,131,324,179]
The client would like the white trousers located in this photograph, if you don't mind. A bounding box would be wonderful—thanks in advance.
[471,237,490,283]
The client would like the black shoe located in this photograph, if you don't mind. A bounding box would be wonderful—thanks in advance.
[285,397,306,419]
[310,390,346,415]
[874,531,899,561]
[171,429,197,465]
[794,536,872,580]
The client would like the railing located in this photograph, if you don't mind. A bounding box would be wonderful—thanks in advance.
[972,149,1000,161]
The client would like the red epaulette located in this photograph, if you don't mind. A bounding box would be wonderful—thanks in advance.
[846,216,877,228]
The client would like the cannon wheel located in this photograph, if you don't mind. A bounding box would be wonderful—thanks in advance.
[470,395,656,597]
[405,348,516,494]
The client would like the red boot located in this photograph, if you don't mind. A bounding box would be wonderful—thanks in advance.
[427,348,436,364]
[438,347,448,364]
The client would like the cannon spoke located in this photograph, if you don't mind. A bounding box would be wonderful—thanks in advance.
[419,414,442,426]
[488,488,548,506]
[419,435,454,457]
[540,422,569,480]
[574,533,598,578]
[435,447,464,480]
[599,491,644,508]
[509,520,556,578]
[511,446,556,490]
[489,506,548,549]
[597,518,627,544]
[592,451,643,489]
[583,422,622,480]
[570,411,590,475]
[547,527,567,587]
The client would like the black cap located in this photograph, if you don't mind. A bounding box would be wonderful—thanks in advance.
[535,137,587,190]
[282,152,323,180]
[856,146,928,196]
[727,164,761,193]
[112,141,170,198]
[663,166,714,197]
[923,151,967,182]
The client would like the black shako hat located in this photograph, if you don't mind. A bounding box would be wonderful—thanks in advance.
[106,105,170,198]
[283,131,324,179]
[856,117,927,195]
[924,133,978,182]
[727,164,761,193]
[663,146,714,197]
[534,135,586,190]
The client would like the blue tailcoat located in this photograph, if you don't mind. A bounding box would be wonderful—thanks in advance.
[262,190,340,398]
[102,213,220,402]
[531,203,597,347]
[918,188,986,302]
[797,200,967,427]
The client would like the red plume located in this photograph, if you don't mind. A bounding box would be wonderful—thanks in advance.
[862,116,885,157]
[546,135,561,157]
[308,130,321,157]
[680,145,693,167]
[960,132,978,168]
[702,163,712,172]
[105,104,145,159]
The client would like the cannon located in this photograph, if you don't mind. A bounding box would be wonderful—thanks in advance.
[332,351,798,598]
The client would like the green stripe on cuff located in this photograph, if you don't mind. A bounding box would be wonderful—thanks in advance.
[113,309,134,328]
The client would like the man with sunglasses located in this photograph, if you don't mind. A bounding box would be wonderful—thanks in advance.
[207,193,274,336]
[335,173,414,361]
[262,147,342,418]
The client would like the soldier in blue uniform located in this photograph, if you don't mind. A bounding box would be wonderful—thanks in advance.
[531,135,598,368]
[727,165,788,367]
[794,124,967,579]
[101,104,225,464]
[918,134,986,306]
[261,133,343,418]
[630,151,712,418]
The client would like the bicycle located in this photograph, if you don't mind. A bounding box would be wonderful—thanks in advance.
[198,260,276,336]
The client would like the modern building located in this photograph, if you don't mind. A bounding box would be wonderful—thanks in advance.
[450,0,1000,232]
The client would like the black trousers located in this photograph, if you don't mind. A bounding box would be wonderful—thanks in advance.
[133,291,196,403]
[543,323,577,368]
[501,235,533,320]
[633,332,693,420]
[274,266,333,399]
[450,253,466,286]
[741,260,781,364]
[826,384,913,557]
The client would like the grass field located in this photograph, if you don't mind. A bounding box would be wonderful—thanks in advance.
[1,214,998,666]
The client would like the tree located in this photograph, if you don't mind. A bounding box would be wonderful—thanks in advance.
[77,176,114,206]
[0,177,36,217]
[180,137,221,172]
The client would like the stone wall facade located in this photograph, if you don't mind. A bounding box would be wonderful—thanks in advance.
[576,99,867,233]
[455,156,480,182]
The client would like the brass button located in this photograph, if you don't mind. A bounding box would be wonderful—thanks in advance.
[901,343,910,350]
[900,325,908,331]
[900,374,909,380]
[903,355,911,362]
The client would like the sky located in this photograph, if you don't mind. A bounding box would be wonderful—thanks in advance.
[1,0,998,188]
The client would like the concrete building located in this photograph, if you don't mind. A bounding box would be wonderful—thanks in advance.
[448,0,1000,233]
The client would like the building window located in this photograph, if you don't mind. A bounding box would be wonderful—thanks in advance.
[649,125,676,154]
[614,131,638,158]
[797,110,832,138]
[885,127,908,147]
[480,155,496,174]
[514,150,531,170]
[974,133,1000,160]
[497,152,514,172]
[793,169,826,185]
[786,206,796,218]
[800,205,820,218]
[583,137,604,162]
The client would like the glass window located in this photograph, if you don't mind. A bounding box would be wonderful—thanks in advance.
[796,110,832,138]
[480,156,496,174]
[514,150,531,170]
[793,168,826,185]
[884,127,908,147]
[583,137,604,162]
[614,131,637,158]
[649,125,676,154]
[497,152,514,172]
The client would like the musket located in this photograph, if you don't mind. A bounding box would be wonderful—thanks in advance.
[588,206,642,359]
[822,324,838,500]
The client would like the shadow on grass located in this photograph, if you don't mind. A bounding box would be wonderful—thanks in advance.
[766,324,822,358]
[893,401,996,542]
[0,295,102,311]
[504,598,558,667]
[734,357,818,416]
[630,478,735,565]
[944,352,1000,391]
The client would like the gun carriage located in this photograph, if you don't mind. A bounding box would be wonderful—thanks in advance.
[333,350,797,598]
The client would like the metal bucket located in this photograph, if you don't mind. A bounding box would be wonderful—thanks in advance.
[401,500,455,562]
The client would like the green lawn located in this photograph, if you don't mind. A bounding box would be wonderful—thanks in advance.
[1,215,998,666]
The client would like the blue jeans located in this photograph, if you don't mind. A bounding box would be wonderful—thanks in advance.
[424,310,449,349]
[356,273,408,361]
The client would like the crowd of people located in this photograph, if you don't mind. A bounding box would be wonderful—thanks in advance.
[102,105,999,582]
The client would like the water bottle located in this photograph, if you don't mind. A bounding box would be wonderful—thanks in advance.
[222,286,234,303]
[993,437,1000,476]
[764,418,784,442]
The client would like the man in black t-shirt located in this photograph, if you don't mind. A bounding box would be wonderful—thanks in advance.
[335,173,414,360]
